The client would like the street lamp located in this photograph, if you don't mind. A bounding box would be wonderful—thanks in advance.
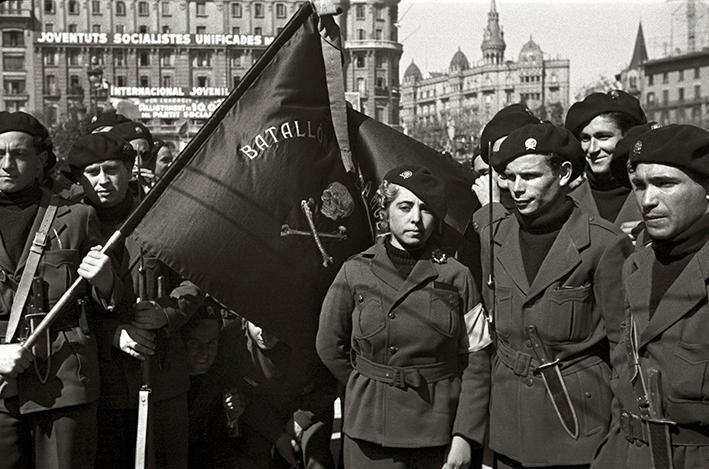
[86,56,105,118]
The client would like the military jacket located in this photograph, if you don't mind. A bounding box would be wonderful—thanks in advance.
[479,204,632,466]
[592,241,709,469]
[316,237,492,448]
[570,180,640,228]
[0,190,117,414]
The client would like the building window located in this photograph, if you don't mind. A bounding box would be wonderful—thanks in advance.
[233,76,241,87]
[679,69,684,82]
[277,27,283,34]
[662,89,669,104]
[357,29,365,40]
[116,75,126,86]
[695,67,701,79]
[254,27,262,35]
[195,52,211,67]
[45,23,54,32]
[44,50,56,66]
[646,92,655,104]
[139,25,148,33]
[1,31,24,48]
[276,3,286,18]
[648,74,654,86]
[356,56,365,68]
[375,5,384,20]
[140,76,150,87]
[45,75,57,95]
[196,76,209,87]
[44,0,55,13]
[678,87,684,102]
[92,0,101,15]
[69,75,81,91]
[114,50,126,67]
[662,72,668,84]
[162,25,171,33]
[232,26,240,35]
[355,5,365,20]
[357,77,366,94]
[139,52,150,66]
[375,29,382,40]
[161,75,173,87]
[160,51,174,66]
[254,3,264,18]
[196,1,206,16]
[67,50,81,66]
[116,24,125,33]
[138,1,149,16]
[695,84,701,99]
[196,26,206,34]
[161,1,171,16]
[92,24,101,33]
[692,105,701,123]
[68,0,79,15]
[68,24,78,32]
[231,3,242,17]
[116,1,126,16]
[4,79,26,96]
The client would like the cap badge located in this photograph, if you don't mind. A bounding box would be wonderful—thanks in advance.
[609,90,620,99]
[633,140,642,156]
[135,126,143,133]
[524,138,537,150]
[400,170,413,179]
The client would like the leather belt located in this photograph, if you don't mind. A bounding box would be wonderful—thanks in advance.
[0,302,86,344]
[495,340,538,377]
[620,410,709,447]
[353,354,459,389]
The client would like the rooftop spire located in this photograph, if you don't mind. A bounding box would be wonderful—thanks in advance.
[629,21,648,69]
[481,0,506,64]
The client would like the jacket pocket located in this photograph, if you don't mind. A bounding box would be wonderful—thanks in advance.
[543,284,594,343]
[572,361,612,437]
[353,291,385,339]
[38,249,82,303]
[429,287,460,337]
[671,341,709,401]
[493,286,513,339]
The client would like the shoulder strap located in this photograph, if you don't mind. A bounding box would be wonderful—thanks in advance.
[5,197,60,343]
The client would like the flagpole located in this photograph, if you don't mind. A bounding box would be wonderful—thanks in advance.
[20,2,317,351]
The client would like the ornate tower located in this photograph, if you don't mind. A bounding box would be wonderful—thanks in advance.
[481,0,506,65]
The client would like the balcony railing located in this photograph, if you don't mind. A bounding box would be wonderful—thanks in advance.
[345,40,403,52]
[66,86,85,97]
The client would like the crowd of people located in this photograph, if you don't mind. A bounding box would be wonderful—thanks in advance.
[0,86,708,469]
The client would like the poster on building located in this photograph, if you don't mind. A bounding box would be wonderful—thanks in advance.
[109,87,228,121]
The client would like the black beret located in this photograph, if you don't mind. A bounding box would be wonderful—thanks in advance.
[0,111,56,170]
[628,124,709,179]
[565,90,646,137]
[87,111,133,134]
[480,104,541,163]
[611,122,660,188]
[493,123,585,179]
[383,165,447,221]
[66,132,136,179]
[111,121,153,151]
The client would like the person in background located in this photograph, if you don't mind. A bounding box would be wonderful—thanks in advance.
[152,140,176,181]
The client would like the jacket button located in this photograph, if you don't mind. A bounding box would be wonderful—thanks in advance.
[388,312,396,319]
[525,377,533,387]
[357,294,364,303]
[524,340,532,348]
[389,346,398,355]
[585,392,592,398]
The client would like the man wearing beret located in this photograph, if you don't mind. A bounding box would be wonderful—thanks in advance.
[565,90,647,232]
[592,124,709,469]
[0,111,121,468]
[480,122,633,468]
[67,132,201,469]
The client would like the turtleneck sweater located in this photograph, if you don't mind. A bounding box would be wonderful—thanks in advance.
[385,238,425,280]
[0,183,42,267]
[649,213,709,317]
[587,168,630,222]
[514,197,575,283]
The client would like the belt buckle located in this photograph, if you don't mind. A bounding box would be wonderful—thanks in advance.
[513,351,532,377]
[385,368,406,389]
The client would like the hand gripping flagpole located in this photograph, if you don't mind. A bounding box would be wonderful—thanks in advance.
[18,1,318,354]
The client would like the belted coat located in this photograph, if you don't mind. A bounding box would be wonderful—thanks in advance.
[479,203,632,466]
[0,190,119,414]
[592,241,709,469]
[316,237,492,448]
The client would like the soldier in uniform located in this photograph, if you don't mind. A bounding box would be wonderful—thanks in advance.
[317,165,492,469]
[592,124,709,469]
[481,123,633,468]
[66,133,202,469]
[564,90,647,229]
[0,111,120,469]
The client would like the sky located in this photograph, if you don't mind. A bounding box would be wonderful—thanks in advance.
[398,0,696,98]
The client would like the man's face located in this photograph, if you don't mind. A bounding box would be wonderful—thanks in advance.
[154,146,174,179]
[0,131,45,193]
[387,185,436,250]
[185,320,220,376]
[247,321,280,350]
[502,153,572,217]
[579,115,623,176]
[80,159,131,207]
[631,163,709,240]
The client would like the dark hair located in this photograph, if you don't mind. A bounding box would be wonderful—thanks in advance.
[599,112,642,136]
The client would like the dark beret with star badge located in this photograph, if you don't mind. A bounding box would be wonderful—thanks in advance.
[66,132,136,180]
[479,103,541,163]
[565,89,646,137]
[383,165,447,221]
[628,124,709,180]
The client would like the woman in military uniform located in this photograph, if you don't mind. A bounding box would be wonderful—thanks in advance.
[316,165,492,469]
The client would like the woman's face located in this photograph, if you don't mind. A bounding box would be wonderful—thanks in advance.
[387,185,436,250]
